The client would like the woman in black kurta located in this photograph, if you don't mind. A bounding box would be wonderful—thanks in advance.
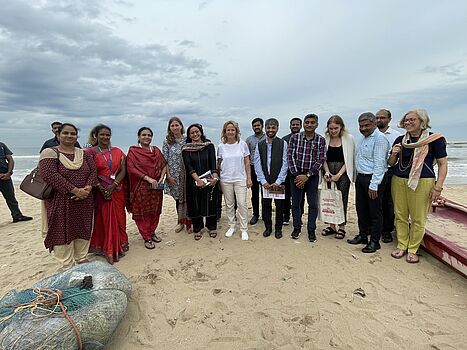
[181,124,219,239]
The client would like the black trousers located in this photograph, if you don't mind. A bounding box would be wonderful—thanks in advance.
[381,172,395,234]
[192,216,217,233]
[250,165,260,217]
[262,196,284,230]
[0,178,22,219]
[355,173,385,242]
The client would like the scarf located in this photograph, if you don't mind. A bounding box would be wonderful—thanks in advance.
[126,145,166,209]
[177,142,212,221]
[39,147,84,236]
[39,147,84,170]
[401,130,444,190]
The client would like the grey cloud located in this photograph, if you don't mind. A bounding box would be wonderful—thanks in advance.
[421,63,465,78]
[178,40,196,48]
[0,1,212,121]
[215,42,228,50]
[198,0,214,11]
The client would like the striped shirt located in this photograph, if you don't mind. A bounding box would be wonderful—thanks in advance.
[356,128,390,191]
[287,132,326,177]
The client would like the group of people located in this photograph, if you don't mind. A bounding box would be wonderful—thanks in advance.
[0,108,447,269]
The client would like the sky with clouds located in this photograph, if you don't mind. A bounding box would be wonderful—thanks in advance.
[1,0,466,149]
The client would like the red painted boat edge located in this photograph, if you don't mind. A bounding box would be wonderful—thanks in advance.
[421,229,467,278]
[420,199,467,278]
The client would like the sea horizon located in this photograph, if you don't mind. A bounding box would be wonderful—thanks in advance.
[7,140,467,186]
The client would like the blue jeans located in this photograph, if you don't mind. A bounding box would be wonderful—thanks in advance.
[291,174,319,234]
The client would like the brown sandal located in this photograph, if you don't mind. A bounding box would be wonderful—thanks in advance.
[209,230,217,238]
[144,240,156,249]
[391,248,406,259]
[194,232,203,240]
[406,252,419,263]
[335,228,346,239]
[322,226,337,236]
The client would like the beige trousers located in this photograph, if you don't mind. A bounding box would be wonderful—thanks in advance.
[53,239,90,269]
[221,180,248,231]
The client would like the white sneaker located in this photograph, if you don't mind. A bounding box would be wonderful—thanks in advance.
[241,230,249,241]
[225,228,235,237]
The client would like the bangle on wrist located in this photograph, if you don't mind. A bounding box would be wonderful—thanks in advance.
[433,186,443,192]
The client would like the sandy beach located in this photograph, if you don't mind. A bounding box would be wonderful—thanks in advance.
[0,185,466,349]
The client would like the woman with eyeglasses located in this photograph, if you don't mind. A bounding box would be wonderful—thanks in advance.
[181,124,219,240]
[388,109,448,263]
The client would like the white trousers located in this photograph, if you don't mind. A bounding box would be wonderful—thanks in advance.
[221,180,248,231]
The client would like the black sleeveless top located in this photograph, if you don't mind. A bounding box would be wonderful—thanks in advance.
[326,145,344,162]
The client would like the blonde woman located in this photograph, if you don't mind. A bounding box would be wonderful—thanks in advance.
[388,109,447,263]
[321,115,356,239]
[217,121,252,240]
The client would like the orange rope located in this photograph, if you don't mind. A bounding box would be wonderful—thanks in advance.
[0,288,83,350]
[56,290,83,350]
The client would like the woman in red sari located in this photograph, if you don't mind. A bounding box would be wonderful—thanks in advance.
[127,127,167,249]
[87,124,128,264]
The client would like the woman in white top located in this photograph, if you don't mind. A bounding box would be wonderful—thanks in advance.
[322,115,356,239]
[217,121,252,240]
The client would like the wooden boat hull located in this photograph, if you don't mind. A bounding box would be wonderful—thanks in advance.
[421,199,467,278]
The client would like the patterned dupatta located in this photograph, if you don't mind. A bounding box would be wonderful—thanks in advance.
[126,145,166,208]
[401,130,444,190]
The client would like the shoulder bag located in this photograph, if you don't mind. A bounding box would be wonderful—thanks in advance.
[20,149,58,199]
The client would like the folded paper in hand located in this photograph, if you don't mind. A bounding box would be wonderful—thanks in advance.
[196,170,212,186]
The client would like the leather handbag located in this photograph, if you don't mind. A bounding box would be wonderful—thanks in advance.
[20,167,54,200]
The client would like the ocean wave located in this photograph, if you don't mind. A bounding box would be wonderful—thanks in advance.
[12,155,39,159]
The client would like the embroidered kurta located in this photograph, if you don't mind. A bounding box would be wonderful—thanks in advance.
[182,143,219,218]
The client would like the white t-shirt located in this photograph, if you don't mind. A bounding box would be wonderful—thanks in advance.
[218,140,250,182]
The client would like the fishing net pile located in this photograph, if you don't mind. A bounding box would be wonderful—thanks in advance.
[0,261,131,349]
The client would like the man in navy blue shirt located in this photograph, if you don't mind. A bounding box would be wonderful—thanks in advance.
[0,142,33,223]
[40,121,80,152]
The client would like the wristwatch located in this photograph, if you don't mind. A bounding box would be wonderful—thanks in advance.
[9,170,13,175]
[306,171,311,177]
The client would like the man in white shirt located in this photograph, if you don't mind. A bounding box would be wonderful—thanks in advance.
[376,109,402,243]
[254,118,288,239]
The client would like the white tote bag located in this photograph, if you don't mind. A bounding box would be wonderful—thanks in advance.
[318,181,345,225]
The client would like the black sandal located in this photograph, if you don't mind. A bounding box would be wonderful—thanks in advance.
[144,240,156,249]
[321,226,337,236]
[151,234,162,243]
[335,228,346,239]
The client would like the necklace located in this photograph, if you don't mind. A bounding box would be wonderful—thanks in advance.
[398,147,414,172]
[139,143,153,152]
